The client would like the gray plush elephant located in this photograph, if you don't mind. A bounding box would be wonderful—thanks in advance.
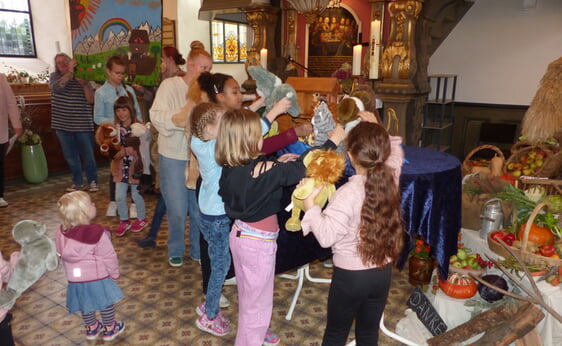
[0,220,58,310]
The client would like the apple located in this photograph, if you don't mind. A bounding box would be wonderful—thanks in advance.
[512,170,522,177]
[507,163,515,171]
[449,255,458,263]
[453,262,463,268]
[457,248,467,260]
[523,168,532,176]
[535,160,544,168]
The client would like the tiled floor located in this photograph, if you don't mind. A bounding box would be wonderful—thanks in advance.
[1,166,414,345]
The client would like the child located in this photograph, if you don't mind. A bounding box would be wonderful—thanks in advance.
[94,55,141,217]
[216,108,345,346]
[56,191,125,341]
[300,117,405,345]
[190,102,231,336]
[111,96,148,236]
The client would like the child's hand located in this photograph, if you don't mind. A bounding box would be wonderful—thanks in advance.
[277,153,300,162]
[265,97,291,122]
[298,178,323,211]
[358,111,379,124]
[327,125,345,146]
[113,149,125,160]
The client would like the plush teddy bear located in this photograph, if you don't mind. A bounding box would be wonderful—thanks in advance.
[0,220,58,310]
[285,150,346,232]
[95,122,121,158]
[248,66,300,117]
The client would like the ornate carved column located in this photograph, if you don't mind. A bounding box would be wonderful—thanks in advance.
[242,6,279,92]
[372,0,429,146]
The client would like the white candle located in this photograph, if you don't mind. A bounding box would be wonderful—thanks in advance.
[352,44,362,76]
[369,19,381,79]
[260,48,268,69]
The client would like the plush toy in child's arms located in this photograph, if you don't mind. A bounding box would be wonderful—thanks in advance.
[0,220,58,310]
[285,150,346,232]
[247,66,300,117]
[95,122,121,158]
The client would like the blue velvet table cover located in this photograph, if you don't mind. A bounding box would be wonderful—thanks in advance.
[399,146,462,278]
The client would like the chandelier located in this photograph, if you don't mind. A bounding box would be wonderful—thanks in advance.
[287,0,341,24]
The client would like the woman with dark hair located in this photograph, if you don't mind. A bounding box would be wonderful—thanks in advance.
[50,53,98,193]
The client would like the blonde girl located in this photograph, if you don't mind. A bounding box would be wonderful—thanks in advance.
[56,191,125,341]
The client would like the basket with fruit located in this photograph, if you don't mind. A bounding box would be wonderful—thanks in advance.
[449,247,492,277]
[462,144,505,177]
[504,146,552,179]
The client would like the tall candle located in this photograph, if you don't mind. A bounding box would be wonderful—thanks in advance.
[260,48,268,69]
[352,44,362,76]
[369,19,381,79]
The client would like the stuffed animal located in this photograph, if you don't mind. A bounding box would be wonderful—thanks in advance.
[247,66,300,117]
[311,98,336,147]
[0,220,58,310]
[337,96,364,133]
[95,122,121,158]
[285,150,346,232]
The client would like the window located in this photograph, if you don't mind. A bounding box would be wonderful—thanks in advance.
[0,0,36,57]
[210,20,247,64]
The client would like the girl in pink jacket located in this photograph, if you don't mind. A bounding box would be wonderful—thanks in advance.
[56,191,125,341]
[300,115,405,345]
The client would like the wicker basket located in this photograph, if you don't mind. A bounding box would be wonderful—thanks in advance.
[510,140,560,155]
[462,144,505,176]
[487,202,562,267]
[504,146,555,178]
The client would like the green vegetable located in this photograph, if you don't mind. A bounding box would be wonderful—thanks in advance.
[543,195,562,214]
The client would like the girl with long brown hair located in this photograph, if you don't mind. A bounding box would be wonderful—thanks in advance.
[300,113,405,345]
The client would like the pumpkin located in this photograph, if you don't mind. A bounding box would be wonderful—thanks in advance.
[490,155,505,177]
[518,222,555,246]
[439,272,478,299]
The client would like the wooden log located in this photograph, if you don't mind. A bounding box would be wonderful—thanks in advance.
[427,302,544,346]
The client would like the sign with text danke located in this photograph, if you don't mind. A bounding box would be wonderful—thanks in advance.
[406,286,448,336]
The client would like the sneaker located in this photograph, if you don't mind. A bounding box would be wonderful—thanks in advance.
[130,219,148,232]
[322,258,334,268]
[106,201,117,217]
[136,237,156,248]
[224,276,237,286]
[66,184,82,192]
[102,321,125,341]
[196,312,231,336]
[89,181,99,192]
[129,203,138,219]
[0,198,7,208]
[201,294,230,309]
[85,320,103,340]
[168,257,183,267]
[115,221,131,236]
[263,330,281,346]
[196,303,231,323]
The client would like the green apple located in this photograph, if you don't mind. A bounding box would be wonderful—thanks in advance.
[457,248,467,260]
[449,255,458,263]
[452,262,463,268]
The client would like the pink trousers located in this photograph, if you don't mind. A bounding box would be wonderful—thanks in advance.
[230,221,278,346]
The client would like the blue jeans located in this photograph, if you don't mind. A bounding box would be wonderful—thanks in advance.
[159,155,200,259]
[187,188,201,260]
[115,182,146,220]
[199,213,231,319]
[146,196,166,239]
[56,130,97,186]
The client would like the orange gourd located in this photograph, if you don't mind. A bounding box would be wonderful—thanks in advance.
[439,273,478,299]
[518,223,555,246]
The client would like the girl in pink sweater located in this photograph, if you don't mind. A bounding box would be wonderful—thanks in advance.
[56,191,125,341]
[300,115,405,345]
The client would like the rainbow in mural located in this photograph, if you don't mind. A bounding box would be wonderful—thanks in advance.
[69,0,162,86]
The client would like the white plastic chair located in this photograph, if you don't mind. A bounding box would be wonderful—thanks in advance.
[378,312,422,346]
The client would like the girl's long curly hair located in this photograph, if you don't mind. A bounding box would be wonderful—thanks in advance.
[346,122,404,266]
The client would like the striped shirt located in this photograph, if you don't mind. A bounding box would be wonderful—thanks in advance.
[50,72,94,132]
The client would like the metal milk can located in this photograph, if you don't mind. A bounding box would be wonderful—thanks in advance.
[480,198,504,240]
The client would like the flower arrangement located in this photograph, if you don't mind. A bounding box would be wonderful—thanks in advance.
[411,237,431,259]
[3,64,49,84]
[15,96,41,146]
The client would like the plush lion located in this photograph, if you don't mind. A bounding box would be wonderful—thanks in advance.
[0,220,58,310]
[285,150,346,232]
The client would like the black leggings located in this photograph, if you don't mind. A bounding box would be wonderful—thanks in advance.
[322,264,392,346]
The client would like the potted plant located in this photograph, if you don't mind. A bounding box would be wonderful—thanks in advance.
[408,237,435,286]
[16,96,48,183]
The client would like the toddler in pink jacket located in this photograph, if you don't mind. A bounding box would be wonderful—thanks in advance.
[56,191,125,341]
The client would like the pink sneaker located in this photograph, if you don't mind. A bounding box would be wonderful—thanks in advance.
[264,330,280,346]
[115,221,131,236]
[196,303,230,324]
[130,219,148,232]
[196,312,231,336]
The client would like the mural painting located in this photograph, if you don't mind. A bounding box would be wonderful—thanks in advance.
[69,0,162,86]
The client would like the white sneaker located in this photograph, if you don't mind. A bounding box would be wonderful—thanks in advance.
[129,203,138,219]
[224,277,237,286]
[219,294,230,308]
[106,201,117,217]
[0,198,8,208]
